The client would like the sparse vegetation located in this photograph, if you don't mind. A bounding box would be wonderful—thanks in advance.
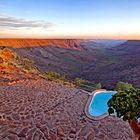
[77,81,102,92]
[115,81,134,91]
[40,71,74,87]
[41,71,65,81]
[43,71,65,80]
[74,77,85,87]
[0,47,40,84]
[94,83,102,90]
[22,58,35,70]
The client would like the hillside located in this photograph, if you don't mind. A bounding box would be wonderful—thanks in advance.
[109,40,140,54]
[0,39,101,78]
[0,47,40,85]
[78,40,140,88]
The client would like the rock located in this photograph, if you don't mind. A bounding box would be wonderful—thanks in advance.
[7,135,17,140]
[18,127,28,137]
[77,137,86,140]
[8,81,16,85]
[78,126,91,136]
[69,133,76,139]
[8,130,17,135]
[87,132,95,140]
[93,127,99,134]
[0,79,135,140]
[26,128,36,140]
[96,132,105,139]
[0,57,4,63]
[47,134,57,140]
[11,113,20,120]
[39,126,48,138]
[70,128,76,134]
[57,127,65,137]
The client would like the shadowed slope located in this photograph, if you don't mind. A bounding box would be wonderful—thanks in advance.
[78,40,140,88]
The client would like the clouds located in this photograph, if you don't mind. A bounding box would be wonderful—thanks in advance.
[0,14,56,30]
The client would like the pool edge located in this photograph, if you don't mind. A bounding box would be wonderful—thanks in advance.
[85,89,114,120]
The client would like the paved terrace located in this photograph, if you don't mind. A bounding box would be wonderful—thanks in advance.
[0,79,134,140]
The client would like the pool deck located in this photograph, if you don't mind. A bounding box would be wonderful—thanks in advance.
[0,79,135,140]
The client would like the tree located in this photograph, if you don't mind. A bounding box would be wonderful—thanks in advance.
[108,87,140,121]
[94,83,102,90]
[22,57,35,71]
[42,71,65,81]
[75,78,85,87]
[115,81,133,91]
[108,87,140,139]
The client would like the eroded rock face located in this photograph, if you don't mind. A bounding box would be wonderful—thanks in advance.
[0,48,39,85]
[0,39,82,50]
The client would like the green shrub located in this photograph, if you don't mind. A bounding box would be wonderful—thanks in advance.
[75,78,85,87]
[22,57,35,70]
[108,87,140,122]
[94,83,102,90]
[115,81,134,91]
[41,71,65,81]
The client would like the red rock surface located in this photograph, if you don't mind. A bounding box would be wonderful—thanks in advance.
[0,39,82,50]
[0,48,39,84]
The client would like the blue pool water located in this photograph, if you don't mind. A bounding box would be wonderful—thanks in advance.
[88,91,116,117]
[88,91,140,122]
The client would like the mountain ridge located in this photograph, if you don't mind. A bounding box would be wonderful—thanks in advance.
[110,40,140,53]
[0,39,82,50]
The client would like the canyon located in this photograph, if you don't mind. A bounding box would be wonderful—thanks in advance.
[0,39,140,88]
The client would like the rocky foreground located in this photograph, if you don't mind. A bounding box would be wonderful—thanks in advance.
[0,79,134,140]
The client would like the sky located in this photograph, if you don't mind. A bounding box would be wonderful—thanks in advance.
[0,0,140,39]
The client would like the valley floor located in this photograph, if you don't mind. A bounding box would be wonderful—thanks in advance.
[0,79,134,140]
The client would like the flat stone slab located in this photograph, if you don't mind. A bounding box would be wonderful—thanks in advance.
[0,79,135,140]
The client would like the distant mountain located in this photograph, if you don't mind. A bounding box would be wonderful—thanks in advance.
[78,40,140,88]
[81,40,104,50]
[0,39,82,50]
[109,40,140,54]
[93,39,126,47]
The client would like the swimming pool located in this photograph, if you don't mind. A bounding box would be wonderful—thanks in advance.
[85,91,140,121]
[85,91,116,119]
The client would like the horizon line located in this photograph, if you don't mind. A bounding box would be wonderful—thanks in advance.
[0,37,140,41]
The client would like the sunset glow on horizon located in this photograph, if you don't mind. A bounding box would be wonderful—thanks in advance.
[0,0,140,39]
